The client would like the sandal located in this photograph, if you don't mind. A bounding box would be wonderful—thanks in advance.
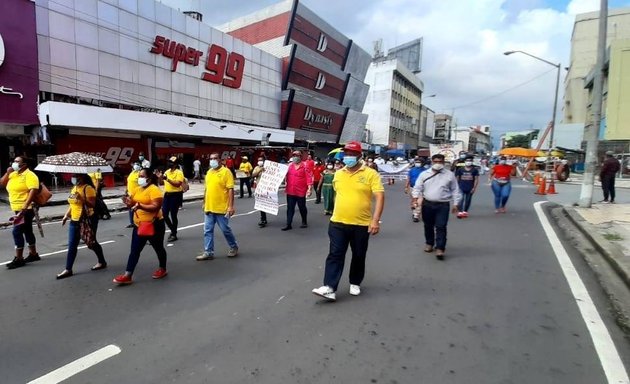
[91,263,107,271]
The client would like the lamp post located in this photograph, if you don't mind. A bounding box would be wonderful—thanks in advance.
[504,50,561,165]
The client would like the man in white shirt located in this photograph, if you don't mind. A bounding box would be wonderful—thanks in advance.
[193,158,202,183]
[138,152,151,169]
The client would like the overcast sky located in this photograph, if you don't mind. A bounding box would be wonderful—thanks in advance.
[158,0,630,142]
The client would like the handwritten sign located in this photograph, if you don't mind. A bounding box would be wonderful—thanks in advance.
[254,161,289,215]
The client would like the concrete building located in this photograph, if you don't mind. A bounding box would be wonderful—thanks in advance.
[419,105,435,148]
[363,58,424,152]
[451,125,492,154]
[433,114,452,143]
[217,0,371,147]
[564,7,630,125]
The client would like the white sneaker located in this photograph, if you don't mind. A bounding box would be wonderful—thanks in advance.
[349,284,361,296]
[312,285,336,301]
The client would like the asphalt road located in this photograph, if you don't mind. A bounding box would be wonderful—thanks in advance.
[1,180,629,384]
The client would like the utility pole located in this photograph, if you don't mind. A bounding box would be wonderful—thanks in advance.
[579,0,608,208]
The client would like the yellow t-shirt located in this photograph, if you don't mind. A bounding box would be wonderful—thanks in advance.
[164,168,185,193]
[127,170,140,196]
[239,162,253,176]
[68,185,96,221]
[131,184,164,225]
[88,172,102,188]
[7,169,39,211]
[204,166,234,214]
[331,165,385,226]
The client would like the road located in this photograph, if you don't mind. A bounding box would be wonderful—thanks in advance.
[1,180,629,384]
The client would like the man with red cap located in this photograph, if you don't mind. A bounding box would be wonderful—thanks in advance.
[312,141,385,301]
[282,150,313,230]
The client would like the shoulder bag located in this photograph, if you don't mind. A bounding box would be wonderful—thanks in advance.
[33,182,53,206]
[79,186,96,248]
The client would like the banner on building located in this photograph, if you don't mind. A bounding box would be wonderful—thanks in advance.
[254,161,289,215]
[429,143,464,164]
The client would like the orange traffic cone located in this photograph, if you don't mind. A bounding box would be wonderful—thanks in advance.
[533,172,541,186]
[547,177,557,194]
[535,176,547,195]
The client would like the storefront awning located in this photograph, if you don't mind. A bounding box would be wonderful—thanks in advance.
[38,101,294,144]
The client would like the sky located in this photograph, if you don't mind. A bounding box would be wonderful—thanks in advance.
[158,0,630,144]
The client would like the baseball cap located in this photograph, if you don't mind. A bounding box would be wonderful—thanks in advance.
[242,156,248,160]
[343,141,362,153]
[606,150,614,155]
[169,156,178,163]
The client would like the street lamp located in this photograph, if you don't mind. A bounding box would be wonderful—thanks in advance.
[503,50,561,156]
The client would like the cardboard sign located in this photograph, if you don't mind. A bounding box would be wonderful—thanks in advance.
[254,161,289,215]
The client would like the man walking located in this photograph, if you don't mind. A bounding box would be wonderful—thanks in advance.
[196,152,238,260]
[282,150,313,231]
[455,155,479,218]
[411,153,461,260]
[600,150,620,203]
[160,156,185,242]
[312,141,385,301]
[193,158,202,183]
[238,156,253,198]
[405,157,428,222]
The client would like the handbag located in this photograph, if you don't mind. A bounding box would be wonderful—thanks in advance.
[78,186,96,248]
[33,182,53,206]
[135,211,156,237]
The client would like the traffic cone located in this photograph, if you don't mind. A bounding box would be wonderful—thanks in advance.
[533,172,541,185]
[547,177,557,194]
[535,176,547,195]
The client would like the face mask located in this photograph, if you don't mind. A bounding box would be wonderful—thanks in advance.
[139,156,144,161]
[137,177,148,187]
[465,161,473,167]
[499,160,506,165]
[344,156,358,168]
[292,157,300,163]
[210,159,219,169]
[71,177,78,185]
[133,164,141,171]
[11,162,20,172]
[327,164,334,170]
[414,163,422,168]
[460,155,466,160]
[257,161,264,167]
[432,163,444,171]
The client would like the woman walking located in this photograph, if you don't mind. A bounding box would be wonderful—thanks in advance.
[489,156,514,213]
[114,168,168,285]
[319,160,336,215]
[0,156,41,269]
[56,174,107,279]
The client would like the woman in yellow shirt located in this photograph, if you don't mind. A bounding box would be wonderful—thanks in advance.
[56,174,107,279]
[114,168,168,285]
[0,156,41,270]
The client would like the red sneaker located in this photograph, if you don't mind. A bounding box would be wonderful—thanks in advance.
[152,268,168,279]
[113,274,133,285]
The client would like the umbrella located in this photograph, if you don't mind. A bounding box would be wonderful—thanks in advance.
[35,152,113,174]
[328,148,343,155]
[499,147,538,157]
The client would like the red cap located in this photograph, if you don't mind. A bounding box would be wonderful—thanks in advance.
[343,141,362,153]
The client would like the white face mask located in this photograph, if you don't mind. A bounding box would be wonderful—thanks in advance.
[465,161,473,167]
[137,177,148,187]
[257,161,264,167]
[11,162,20,172]
[209,159,219,169]
[133,164,141,171]
[499,160,506,165]
[326,164,334,170]
[71,177,78,185]
[432,163,444,171]
[414,163,422,168]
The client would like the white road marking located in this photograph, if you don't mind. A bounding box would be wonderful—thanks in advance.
[276,295,285,304]
[0,240,116,266]
[534,201,629,384]
[27,344,121,384]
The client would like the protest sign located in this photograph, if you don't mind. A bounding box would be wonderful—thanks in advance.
[254,161,289,215]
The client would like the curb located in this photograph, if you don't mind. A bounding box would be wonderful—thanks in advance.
[561,206,630,289]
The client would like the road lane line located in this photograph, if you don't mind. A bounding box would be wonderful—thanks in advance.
[27,344,121,384]
[0,240,116,266]
[534,201,629,383]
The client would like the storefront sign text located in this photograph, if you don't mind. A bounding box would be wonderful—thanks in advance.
[303,106,333,128]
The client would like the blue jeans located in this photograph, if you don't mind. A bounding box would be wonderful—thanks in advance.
[421,201,450,250]
[163,192,183,235]
[457,191,474,212]
[323,222,370,291]
[204,213,238,254]
[12,209,36,249]
[125,219,167,274]
[491,181,512,209]
[65,216,106,270]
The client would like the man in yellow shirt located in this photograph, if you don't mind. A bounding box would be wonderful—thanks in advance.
[238,156,253,198]
[0,156,41,269]
[125,161,142,228]
[196,152,239,260]
[312,141,385,301]
[160,156,185,242]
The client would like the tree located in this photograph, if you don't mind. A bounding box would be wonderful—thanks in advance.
[505,130,539,148]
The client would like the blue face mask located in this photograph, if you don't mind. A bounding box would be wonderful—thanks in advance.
[71,177,78,185]
[344,156,358,168]
[210,159,219,169]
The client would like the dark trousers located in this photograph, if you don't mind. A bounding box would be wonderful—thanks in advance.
[126,219,167,274]
[259,211,267,223]
[602,175,616,202]
[286,194,307,226]
[12,209,36,249]
[457,191,474,212]
[65,216,106,270]
[323,222,370,291]
[240,177,252,197]
[162,192,183,235]
[315,182,322,203]
[422,201,450,250]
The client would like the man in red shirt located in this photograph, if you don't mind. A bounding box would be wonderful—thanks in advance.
[312,158,326,204]
[304,153,315,173]
[225,155,235,178]
[600,150,621,203]
[282,150,313,230]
